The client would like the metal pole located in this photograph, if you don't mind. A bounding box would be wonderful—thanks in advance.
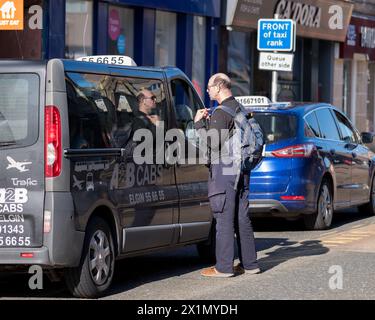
[271,70,278,102]
[271,14,279,102]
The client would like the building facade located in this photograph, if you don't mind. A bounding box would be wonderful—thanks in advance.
[0,0,221,104]
[0,0,374,119]
[220,0,354,104]
[334,0,375,133]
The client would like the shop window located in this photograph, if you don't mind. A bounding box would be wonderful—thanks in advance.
[0,0,43,59]
[155,11,176,67]
[367,62,375,131]
[277,38,303,101]
[227,30,251,96]
[192,16,206,99]
[107,6,134,57]
[65,0,93,59]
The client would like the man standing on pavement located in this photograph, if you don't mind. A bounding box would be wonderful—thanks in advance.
[194,73,260,277]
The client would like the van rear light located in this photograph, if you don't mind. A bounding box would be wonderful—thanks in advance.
[44,210,52,233]
[271,143,315,158]
[280,196,305,201]
[20,253,34,258]
[45,106,61,177]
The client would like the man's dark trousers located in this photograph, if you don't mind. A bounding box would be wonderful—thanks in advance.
[208,163,258,274]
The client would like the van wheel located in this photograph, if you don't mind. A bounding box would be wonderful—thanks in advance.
[196,221,216,263]
[358,176,375,216]
[65,217,115,298]
[304,181,333,230]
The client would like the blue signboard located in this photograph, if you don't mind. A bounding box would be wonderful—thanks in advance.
[117,34,126,54]
[257,19,295,52]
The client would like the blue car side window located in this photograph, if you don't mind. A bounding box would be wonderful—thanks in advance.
[305,112,321,138]
[315,109,340,141]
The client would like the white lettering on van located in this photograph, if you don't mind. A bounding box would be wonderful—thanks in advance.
[0,204,24,213]
[125,164,163,188]
[0,188,28,203]
[128,190,165,205]
[11,178,37,187]
[74,161,110,172]
[0,214,25,222]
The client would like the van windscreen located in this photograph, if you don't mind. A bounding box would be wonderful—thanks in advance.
[253,112,297,144]
[0,74,39,148]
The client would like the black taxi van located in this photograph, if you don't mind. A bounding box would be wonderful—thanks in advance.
[0,56,213,298]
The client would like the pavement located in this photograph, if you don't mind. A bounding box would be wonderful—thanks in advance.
[1,209,375,300]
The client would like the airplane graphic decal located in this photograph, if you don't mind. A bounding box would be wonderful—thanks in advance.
[6,156,32,172]
[73,175,84,190]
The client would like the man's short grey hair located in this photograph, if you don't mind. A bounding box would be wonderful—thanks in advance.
[212,73,231,90]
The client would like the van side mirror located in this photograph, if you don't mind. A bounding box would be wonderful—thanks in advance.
[361,132,373,144]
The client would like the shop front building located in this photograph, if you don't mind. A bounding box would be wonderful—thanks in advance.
[221,0,353,103]
[0,0,221,103]
[337,13,375,132]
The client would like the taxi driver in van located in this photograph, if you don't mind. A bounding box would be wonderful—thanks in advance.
[134,89,161,131]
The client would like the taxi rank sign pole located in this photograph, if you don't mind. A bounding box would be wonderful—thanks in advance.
[257,16,296,102]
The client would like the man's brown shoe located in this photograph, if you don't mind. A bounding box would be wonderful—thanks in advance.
[201,267,234,278]
[234,264,261,275]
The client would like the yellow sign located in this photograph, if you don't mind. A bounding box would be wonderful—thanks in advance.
[0,0,23,30]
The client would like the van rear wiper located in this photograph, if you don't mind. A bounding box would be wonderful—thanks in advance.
[0,141,16,147]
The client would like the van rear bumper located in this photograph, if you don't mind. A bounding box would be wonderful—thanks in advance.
[0,246,51,265]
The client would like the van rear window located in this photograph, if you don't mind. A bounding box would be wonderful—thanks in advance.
[0,74,39,148]
[253,112,297,144]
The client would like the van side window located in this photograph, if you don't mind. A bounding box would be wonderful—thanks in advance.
[66,72,167,152]
[66,72,117,148]
[112,77,167,156]
[170,79,204,132]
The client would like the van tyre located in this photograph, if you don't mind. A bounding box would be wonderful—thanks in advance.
[196,220,216,263]
[358,176,375,216]
[65,217,115,298]
[304,181,333,230]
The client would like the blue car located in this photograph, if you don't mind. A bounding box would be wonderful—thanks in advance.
[247,101,375,230]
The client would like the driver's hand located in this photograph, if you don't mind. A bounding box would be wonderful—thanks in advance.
[148,114,160,125]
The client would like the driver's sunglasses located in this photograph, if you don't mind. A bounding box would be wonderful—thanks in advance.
[145,96,157,101]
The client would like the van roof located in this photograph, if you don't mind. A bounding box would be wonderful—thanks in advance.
[61,59,181,74]
[0,59,46,72]
[0,59,183,74]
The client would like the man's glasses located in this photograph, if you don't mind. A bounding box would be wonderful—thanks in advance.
[144,96,157,101]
